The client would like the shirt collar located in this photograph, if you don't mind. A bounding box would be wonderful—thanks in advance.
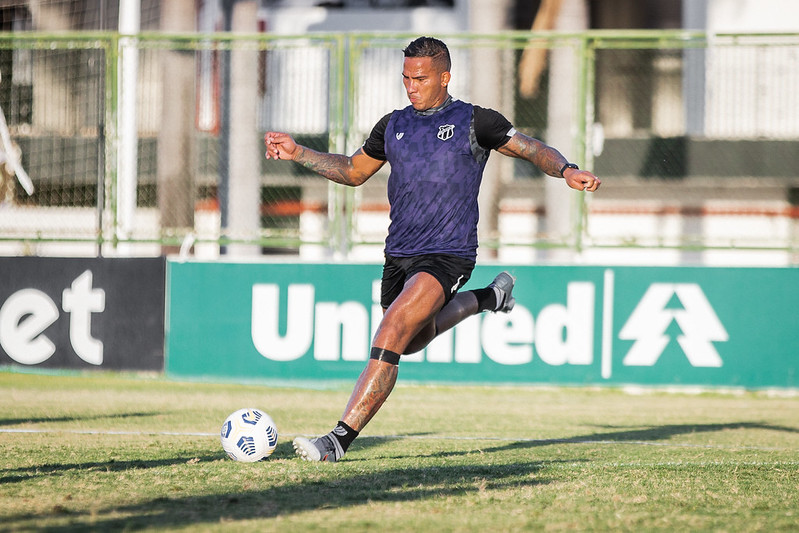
[414,95,454,116]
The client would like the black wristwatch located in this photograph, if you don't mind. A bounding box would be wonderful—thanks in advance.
[559,163,579,178]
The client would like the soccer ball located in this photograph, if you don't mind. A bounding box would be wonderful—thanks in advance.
[220,408,279,462]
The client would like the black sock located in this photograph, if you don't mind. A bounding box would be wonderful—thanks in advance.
[331,420,359,452]
[471,287,497,312]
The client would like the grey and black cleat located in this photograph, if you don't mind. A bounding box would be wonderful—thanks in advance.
[293,433,344,462]
[489,271,516,313]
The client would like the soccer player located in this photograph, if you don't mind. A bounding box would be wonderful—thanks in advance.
[264,36,600,462]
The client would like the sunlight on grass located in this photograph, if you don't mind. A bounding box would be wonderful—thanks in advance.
[1,371,797,531]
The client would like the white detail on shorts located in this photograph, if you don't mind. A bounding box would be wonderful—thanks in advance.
[451,274,464,294]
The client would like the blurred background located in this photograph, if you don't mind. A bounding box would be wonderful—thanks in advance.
[0,0,797,265]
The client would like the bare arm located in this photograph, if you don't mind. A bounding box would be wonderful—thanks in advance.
[264,131,385,187]
[497,132,601,192]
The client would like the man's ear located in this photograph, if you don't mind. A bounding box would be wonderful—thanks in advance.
[441,71,451,87]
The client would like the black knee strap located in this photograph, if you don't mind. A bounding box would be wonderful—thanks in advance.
[370,347,401,365]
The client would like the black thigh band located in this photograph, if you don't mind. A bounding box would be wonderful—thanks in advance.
[370,347,401,366]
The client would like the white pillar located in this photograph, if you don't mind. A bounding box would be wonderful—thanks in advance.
[226,1,261,257]
[683,0,708,136]
[469,0,513,258]
[158,0,197,254]
[117,0,141,250]
[545,0,588,261]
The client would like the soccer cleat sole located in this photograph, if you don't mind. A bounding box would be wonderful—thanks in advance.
[293,436,341,462]
[292,437,322,461]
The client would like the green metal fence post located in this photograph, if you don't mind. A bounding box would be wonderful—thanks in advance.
[571,33,595,255]
[579,32,597,255]
[104,33,119,251]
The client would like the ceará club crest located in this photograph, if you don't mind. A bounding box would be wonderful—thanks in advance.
[437,124,455,141]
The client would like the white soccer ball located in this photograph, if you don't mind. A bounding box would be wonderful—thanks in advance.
[220,408,279,462]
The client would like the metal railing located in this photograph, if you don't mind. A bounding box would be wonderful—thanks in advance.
[0,31,797,263]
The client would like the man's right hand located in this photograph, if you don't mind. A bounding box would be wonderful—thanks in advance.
[263,132,385,187]
[264,132,300,161]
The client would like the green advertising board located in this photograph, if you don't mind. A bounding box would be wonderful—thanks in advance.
[166,261,798,389]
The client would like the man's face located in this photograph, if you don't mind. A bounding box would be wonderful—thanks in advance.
[402,56,451,111]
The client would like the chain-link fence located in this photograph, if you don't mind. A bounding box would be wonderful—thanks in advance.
[0,31,797,263]
[0,34,110,255]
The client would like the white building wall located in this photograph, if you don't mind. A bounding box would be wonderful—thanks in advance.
[704,0,799,138]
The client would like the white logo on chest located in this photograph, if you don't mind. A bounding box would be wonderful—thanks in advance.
[437,124,455,141]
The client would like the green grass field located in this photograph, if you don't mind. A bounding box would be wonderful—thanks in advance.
[1,370,797,532]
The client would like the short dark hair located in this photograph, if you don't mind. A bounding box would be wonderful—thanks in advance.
[403,36,451,73]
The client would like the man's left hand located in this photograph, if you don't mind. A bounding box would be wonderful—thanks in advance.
[564,168,601,192]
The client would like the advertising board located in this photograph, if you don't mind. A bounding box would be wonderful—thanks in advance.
[166,261,798,388]
[0,257,165,371]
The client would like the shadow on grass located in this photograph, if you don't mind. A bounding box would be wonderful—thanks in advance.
[14,458,554,531]
[1,440,335,486]
[0,453,224,485]
[0,411,168,428]
[430,421,799,457]
[7,422,794,530]
[579,421,799,439]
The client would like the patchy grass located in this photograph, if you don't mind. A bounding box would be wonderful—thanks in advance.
[1,371,797,531]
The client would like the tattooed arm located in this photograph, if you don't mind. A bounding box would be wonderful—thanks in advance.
[497,132,601,192]
[264,131,384,187]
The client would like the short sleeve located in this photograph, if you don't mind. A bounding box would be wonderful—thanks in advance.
[473,106,516,150]
[361,112,392,161]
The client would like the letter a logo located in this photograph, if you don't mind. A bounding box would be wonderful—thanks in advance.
[437,124,455,141]
[619,283,728,368]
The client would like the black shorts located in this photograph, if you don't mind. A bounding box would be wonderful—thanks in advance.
[380,253,475,308]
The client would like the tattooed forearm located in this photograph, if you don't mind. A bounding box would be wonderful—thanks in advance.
[294,146,361,186]
[499,134,570,178]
